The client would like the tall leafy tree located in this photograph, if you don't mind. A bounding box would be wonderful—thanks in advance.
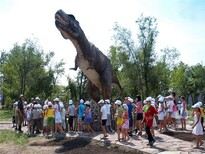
[136,14,158,97]
[2,39,65,107]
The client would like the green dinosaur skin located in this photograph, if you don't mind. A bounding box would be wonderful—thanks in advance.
[55,9,121,102]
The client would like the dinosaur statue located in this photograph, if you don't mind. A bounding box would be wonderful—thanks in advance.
[55,9,121,102]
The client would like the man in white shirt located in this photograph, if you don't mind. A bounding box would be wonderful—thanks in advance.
[99,99,108,138]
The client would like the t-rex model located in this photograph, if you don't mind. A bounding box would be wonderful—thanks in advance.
[55,9,121,102]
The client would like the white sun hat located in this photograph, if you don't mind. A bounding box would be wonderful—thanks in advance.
[80,99,84,104]
[127,97,134,103]
[114,100,122,105]
[98,99,104,104]
[146,97,152,102]
[84,101,91,105]
[196,101,202,107]
[123,104,128,110]
[48,102,53,106]
[192,103,200,108]
[158,97,164,102]
[69,100,73,105]
[105,99,110,104]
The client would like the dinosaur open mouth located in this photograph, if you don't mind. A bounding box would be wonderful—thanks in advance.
[55,14,69,26]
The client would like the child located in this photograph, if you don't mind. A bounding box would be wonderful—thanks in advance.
[67,100,75,131]
[31,104,41,134]
[84,101,94,135]
[114,100,123,141]
[121,104,130,141]
[53,98,64,135]
[60,103,66,131]
[197,102,205,131]
[26,104,33,135]
[141,97,158,147]
[46,102,55,137]
[98,99,108,138]
[43,104,48,135]
[157,97,167,132]
[191,103,204,148]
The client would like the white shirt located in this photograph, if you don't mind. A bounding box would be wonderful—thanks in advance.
[100,105,107,120]
[54,104,61,117]
[167,100,174,112]
[105,104,111,115]
[61,108,66,120]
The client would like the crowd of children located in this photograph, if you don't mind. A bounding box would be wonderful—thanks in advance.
[13,92,205,148]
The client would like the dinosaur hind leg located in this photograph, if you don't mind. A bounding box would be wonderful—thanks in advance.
[88,80,100,102]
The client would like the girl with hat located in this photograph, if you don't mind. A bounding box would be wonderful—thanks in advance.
[121,104,130,141]
[191,103,204,148]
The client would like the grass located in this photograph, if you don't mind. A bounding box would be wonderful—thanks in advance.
[0,129,29,145]
[0,109,14,121]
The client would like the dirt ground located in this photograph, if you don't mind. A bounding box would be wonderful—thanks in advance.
[0,122,204,154]
[0,135,138,154]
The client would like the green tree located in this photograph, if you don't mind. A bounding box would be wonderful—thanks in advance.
[1,39,65,107]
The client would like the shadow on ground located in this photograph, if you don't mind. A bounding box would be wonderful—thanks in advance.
[163,131,205,142]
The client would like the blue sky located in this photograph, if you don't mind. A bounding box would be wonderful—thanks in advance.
[0,0,205,85]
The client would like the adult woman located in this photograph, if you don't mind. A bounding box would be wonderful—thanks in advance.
[135,95,143,135]
[180,96,188,130]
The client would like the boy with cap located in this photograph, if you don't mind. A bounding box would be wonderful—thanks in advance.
[99,99,108,138]
[77,99,85,132]
[67,100,75,131]
[105,99,112,132]
[141,97,158,147]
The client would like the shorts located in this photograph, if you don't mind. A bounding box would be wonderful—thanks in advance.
[43,118,48,127]
[102,119,107,126]
[136,113,143,120]
[129,117,133,127]
[167,111,173,116]
[106,114,111,126]
[78,117,83,124]
[47,117,54,126]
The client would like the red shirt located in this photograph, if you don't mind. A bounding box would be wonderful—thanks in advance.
[144,105,158,127]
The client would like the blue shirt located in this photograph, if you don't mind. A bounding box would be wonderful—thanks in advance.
[78,104,85,118]
[127,104,133,119]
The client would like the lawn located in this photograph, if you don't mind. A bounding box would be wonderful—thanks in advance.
[0,129,28,145]
[0,109,14,122]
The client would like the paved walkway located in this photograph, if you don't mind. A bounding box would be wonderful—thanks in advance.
[66,128,205,154]
[1,121,205,154]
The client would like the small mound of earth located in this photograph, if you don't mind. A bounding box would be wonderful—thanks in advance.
[1,136,142,154]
